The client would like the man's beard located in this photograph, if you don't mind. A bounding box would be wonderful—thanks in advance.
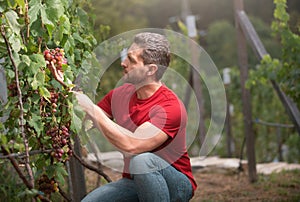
[123,70,147,85]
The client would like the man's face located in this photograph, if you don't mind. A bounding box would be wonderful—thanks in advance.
[121,43,150,85]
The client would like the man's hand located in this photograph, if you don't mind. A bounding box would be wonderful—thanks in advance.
[72,91,95,116]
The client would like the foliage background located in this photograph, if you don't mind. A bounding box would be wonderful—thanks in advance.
[89,0,300,163]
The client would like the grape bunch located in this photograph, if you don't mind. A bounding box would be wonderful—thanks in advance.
[46,124,73,161]
[37,174,59,195]
[7,82,18,97]
[43,48,67,71]
[40,91,59,117]
[50,91,59,114]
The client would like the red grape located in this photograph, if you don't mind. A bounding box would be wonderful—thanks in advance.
[43,47,67,71]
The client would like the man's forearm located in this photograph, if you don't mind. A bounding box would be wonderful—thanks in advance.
[86,104,137,153]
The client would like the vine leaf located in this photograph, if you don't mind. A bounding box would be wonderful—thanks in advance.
[28,0,42,27]
[31,70,45,90]
[38,86,51,101]
[28,113,42,136]
[4,10,21,34]
[40,8,54,38]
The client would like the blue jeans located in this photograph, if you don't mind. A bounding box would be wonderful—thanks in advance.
[81,153,193,202]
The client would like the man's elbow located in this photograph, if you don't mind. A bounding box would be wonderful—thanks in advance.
[122,145,143,155]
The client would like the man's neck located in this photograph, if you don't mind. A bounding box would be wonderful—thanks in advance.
[135,81,162,100]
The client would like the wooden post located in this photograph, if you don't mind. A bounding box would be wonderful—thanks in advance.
[234,0,257,182]
[225,99,233,157]
[191,44,207,145]
[182,0,207,146]
[69,135,87,201]
[183,71,193,109]
[223,68,233,157]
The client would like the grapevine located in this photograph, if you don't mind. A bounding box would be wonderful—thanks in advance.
[0,0,109,201]
[249,0,300,107]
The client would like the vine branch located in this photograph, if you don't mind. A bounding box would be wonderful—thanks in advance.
[24,0,30,39]
[0,149,53,159]
[58,184,72,202]
[72,150,112,183]
[0,24,34,188]
[1,146,33,189]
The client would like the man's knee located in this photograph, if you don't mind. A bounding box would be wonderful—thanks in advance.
[129,153,169,175]
[129,153,157,174]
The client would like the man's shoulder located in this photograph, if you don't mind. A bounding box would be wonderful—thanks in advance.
[159,85,179,101]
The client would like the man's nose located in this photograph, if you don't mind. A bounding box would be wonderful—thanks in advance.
[121,61,126,69]
[121,59,128,69]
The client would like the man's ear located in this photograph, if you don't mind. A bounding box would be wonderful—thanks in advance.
[147,64,158,75]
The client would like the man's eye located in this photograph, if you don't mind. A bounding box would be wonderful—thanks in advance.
[129,57,136,64]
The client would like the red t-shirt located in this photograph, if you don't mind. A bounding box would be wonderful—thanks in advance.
[97,83,197,192]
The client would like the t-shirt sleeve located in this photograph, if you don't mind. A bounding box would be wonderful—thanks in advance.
[149,98,187,139]
[97,90,113,118]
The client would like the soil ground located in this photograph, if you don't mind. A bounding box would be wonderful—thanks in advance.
[85,166,300,202]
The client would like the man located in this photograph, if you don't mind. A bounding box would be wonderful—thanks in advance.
[74,32,197,202]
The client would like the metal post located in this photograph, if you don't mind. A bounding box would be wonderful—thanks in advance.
[234,0,257,182]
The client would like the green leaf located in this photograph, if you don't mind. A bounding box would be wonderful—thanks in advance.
[16,0,25,12]
[60,15,71,33]
[57,15,71,42]
[0,5,5,13]
[77,7,89,28]
[32,70,45,90]
[28,0,42,27]
[17,188,40,198]
[4,10,21,34]
[28,113,43,135]
[30,53,46,65]
[73,33,84,43]
[10,108,20,118]
[46,165,56,178]
[7,0,17,8]
[38,86,50,101]
[40,7,55,38]
[0,133,7,144]
[20,55,31,66]
[28,54,46,76]
[7,69,15,78]
[8,34,22,52]
[55,163,68,186]
[45,0,65,22]
[71,104,84,133]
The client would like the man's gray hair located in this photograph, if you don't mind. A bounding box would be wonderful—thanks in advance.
[133,32,171,80]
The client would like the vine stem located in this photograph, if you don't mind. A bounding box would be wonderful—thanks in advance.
[72,149,112,183]
[0,148,53,159]
[0,24,34,188]
[1,146,33,189]
[24,0,30,39]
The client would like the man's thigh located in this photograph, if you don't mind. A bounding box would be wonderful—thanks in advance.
[81,178,139,202]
